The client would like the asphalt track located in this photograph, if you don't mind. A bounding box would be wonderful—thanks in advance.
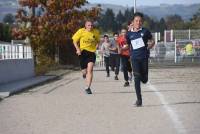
[0,67,200,134]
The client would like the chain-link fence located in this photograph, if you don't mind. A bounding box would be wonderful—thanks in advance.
[175,39,200,64]
[150,42,175,64]
[150,39,200,65]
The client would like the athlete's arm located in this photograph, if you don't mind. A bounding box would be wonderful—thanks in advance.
[109,42,117,51]
[73,42,81,56]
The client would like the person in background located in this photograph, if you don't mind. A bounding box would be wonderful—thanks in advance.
[117,28,132,87]
[127,21,134,81]
[72,20,100,94]
[101,34,111,77]
[109,32,120,80]
[184,42,194,62]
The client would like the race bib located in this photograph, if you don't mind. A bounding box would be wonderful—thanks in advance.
[131,37,145,50]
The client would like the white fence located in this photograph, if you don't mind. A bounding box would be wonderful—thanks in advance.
[95,50,104,67]
[0,41,32,60]
[164,29,200,43]
[0,41,34,84]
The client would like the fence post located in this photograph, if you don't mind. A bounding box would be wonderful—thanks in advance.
[171,29,173,42]
[188,29,191,40]
[164,30,166,44]
[155,32,158,45]
[11,40,14,59]
[174,39,177,63]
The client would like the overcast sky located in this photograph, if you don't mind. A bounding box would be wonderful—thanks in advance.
[87,0,200,6]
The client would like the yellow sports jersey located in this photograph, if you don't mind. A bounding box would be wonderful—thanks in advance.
[185,43,193,55]
[72,28,100,52]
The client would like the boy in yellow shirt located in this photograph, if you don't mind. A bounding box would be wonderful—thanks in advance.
[72,20,100,94]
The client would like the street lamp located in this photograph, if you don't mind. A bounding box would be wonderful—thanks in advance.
[134,0,136,13]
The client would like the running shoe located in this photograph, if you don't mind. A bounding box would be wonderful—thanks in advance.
[85,88,92,94]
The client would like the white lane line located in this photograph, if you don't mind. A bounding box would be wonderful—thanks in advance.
[147,82,186,134]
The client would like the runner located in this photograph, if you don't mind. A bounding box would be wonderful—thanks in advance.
[117,29,132,87]
[72,20,100,94]
[109,32,120,80]
[126,12,155,106]
[101,34,111,77]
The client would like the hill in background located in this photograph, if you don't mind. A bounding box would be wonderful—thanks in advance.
[86,3,200,21]
[0,0,199,21]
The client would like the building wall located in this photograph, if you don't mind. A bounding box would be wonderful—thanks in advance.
[0,59,35,84]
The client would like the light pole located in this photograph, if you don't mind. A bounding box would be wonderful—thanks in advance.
[134,0,136,13]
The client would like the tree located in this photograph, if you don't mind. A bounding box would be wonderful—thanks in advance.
[0,23,3,40]
[190,8,200,29]
[159,18,167,31]
[158,18,167,40]
[116,10,126,30]
[165,14,185,29]
[0,23,12,42]
[143,15,156,31]
[3,13,15,24]
[13,0,100,73]
[98,8,117,32]
[124,8,131,22]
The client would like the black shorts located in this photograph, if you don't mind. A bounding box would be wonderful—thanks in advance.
[79,50,96,69]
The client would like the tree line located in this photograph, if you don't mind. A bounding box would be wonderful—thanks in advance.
[97,7,200,35]
[1,6,200,42]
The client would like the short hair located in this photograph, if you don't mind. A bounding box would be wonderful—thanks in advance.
[84,19,93,27]
[85,19,93,23]
[113,32,119,36]
[103,34,109,38]
[133,12,144,20]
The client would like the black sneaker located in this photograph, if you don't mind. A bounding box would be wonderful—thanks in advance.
[82,74,86,79]
[85,88,92,94]
[124,81,129,87]
[106,73,110,77]
[135,100,142,107]
[114,76,119,80]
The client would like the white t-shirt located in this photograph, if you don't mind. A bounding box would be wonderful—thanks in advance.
[101,42,111,57]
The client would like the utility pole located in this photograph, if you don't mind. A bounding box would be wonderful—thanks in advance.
[134,0,136,13]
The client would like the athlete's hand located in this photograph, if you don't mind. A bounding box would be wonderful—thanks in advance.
[76,49,81,56]
[147,39,155,49]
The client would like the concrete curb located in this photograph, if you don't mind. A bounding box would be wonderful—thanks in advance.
[0,76,58,99]
[0,70,73,99]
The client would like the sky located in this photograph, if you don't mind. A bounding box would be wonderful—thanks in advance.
[87,0,200,7]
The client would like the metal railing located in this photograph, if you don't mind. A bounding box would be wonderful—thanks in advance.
[0,41,32,60]
[95,50,104,67]
[164,29,200,43]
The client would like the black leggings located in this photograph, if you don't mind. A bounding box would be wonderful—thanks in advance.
[132,58,148,101]
[104,56,110,75]
[121,55,132,81]
[110,54,120,75]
